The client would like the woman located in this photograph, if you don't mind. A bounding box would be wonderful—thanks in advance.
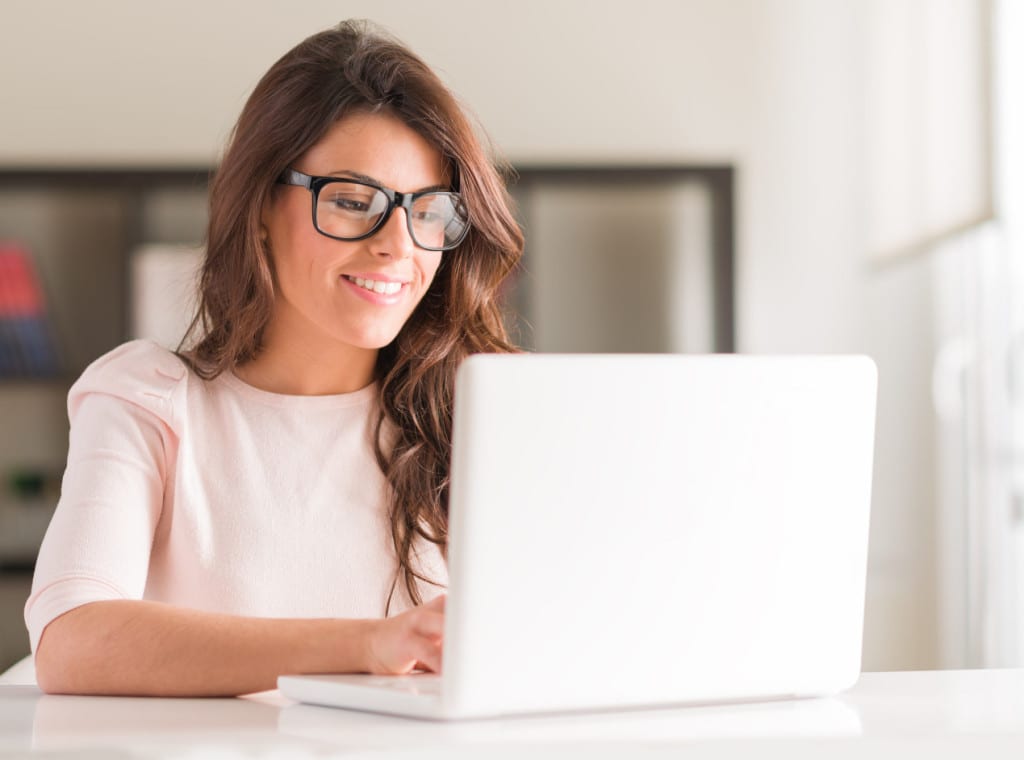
[24,20,523,696]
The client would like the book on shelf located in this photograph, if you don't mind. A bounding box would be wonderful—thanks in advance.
[0,243,62,379]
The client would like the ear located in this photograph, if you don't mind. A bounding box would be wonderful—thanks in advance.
[258,196,276,243]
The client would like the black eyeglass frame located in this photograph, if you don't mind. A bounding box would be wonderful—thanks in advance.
[277,168,469,252]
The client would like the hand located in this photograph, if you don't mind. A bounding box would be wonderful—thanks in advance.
[363,594,445,675]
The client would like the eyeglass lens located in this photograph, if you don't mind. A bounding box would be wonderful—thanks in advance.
[316,181,468,250]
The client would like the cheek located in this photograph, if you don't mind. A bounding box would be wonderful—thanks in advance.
[272,230,331,290]
[419,254,444,291]
[266,196,324,274]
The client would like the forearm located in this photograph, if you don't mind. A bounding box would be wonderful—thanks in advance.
[34,599,371,697]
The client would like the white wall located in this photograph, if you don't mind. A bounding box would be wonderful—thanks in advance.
[0,0,943,669]
[0,0,755,167]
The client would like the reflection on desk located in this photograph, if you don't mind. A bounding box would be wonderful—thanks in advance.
[278,694,859,750]
[0,670,1022,759]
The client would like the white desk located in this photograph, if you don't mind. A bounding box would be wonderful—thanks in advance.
[1,670,1023,758]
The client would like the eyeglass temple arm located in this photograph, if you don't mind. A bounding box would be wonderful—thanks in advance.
[279,169,313,188]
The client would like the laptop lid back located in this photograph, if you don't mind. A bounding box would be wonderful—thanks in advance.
[442,354,876,718]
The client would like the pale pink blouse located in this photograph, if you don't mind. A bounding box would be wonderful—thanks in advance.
[25,340,447,653]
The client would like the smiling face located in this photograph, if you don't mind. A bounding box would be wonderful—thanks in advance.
[261,110,448,365]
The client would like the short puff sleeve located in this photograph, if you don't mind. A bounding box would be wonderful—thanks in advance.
[23,340,187,653]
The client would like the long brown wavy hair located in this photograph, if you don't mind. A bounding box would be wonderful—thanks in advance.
[178,20,523,610]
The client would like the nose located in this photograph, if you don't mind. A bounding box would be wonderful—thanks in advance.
[372,206,416,260]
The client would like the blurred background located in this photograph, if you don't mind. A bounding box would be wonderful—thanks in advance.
[0,0,1021,675]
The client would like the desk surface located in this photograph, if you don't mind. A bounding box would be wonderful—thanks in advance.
[1,669,1023,758]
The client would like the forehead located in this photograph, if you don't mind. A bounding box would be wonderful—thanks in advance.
[299,111,447,190]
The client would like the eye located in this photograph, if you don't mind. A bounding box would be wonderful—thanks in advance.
[412,209,442,223]
[325,194,372,213]
[411,194,454,225]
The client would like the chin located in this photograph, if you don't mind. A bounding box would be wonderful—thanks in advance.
[343,328,404,351]
[331,313,420,352]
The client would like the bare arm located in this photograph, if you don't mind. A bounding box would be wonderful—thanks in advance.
[34,595,445,697]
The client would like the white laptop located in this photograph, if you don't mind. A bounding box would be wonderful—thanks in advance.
[278,353,877,720]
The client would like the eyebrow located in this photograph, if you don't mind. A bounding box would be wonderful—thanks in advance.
[328,170,449,194]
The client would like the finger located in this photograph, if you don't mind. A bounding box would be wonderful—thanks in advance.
[413,637,443,674]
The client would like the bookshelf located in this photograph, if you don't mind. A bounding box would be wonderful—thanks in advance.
[0,170,209,380]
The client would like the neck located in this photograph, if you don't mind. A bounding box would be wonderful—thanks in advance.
[235,314,378,396]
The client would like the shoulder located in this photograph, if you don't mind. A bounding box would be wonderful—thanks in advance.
[68,339,190,431]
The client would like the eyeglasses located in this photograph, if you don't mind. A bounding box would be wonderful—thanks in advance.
[277,169,470,252]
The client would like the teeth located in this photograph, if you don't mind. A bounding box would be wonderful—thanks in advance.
[349,276,403,295]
